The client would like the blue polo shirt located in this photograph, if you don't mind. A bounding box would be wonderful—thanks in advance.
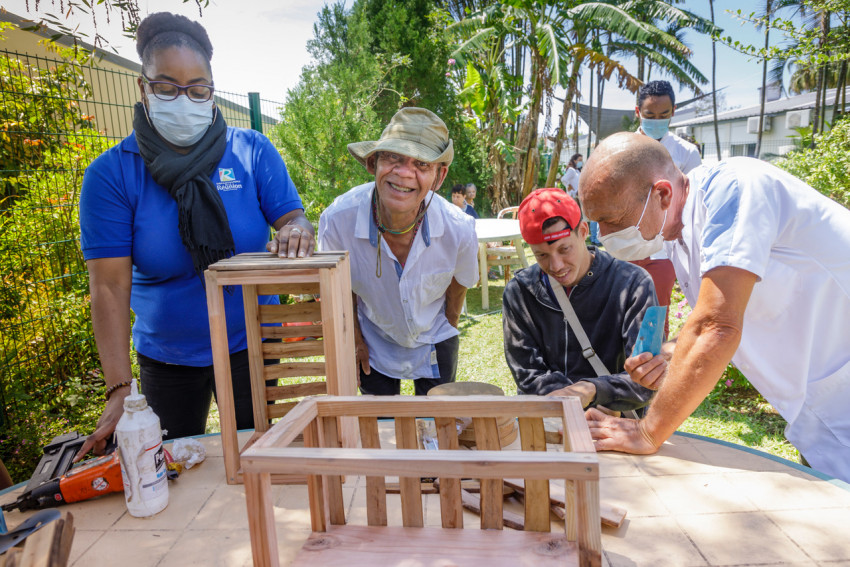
[80,127,303,366]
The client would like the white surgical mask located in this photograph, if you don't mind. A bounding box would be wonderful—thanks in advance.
[599,188,667,261]
[146,96,214,147]
[575,160,583,170]
[640,117,670,140]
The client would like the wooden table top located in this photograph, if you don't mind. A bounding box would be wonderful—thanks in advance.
[474,218,522,242]
[2,428,849,567]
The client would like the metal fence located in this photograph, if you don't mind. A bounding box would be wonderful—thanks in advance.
[0,48,283,439]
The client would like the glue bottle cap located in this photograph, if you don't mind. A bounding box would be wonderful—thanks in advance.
[123,378,149,412]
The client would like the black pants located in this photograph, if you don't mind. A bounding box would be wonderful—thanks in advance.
[137,349,267,440]
[359,335,459,396]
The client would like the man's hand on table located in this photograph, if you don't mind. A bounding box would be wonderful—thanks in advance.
[73,393,127,461]
[547,381,597,409]
[586,408,660,454]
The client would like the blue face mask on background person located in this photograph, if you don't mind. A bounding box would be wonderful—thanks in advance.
[599,188,667,261]
[575,160,583,170]
[640,117,670,140]
[146,96,214,147]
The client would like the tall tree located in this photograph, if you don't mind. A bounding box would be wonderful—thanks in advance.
[710,0,722,161]
[756,0,774,159]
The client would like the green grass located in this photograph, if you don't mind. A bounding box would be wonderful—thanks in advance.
[208,277,799,463]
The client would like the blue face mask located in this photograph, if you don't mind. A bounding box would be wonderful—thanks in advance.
[640,117,670,140]
[575,161,583,170]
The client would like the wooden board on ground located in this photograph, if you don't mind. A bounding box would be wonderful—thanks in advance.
[504,478,627,528]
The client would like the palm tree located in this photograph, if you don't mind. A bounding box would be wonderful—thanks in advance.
[756,0,774,159]
[710,0,721,161]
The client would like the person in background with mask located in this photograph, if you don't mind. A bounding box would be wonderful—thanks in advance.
[579,132,850,483]
[75,12,313,459]
[634,80,701,338]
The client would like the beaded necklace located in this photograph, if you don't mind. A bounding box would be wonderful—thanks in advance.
[371,188,431,278]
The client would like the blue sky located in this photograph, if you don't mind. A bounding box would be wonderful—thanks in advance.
[6,0,794,113]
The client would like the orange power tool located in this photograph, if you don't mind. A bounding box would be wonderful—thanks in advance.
[2,432,123,512]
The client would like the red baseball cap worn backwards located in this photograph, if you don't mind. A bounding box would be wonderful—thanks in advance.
[518,188,583,245]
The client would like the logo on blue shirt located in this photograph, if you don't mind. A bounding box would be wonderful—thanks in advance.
[216,167,242,192]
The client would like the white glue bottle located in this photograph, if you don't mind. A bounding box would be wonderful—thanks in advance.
[115,379,169,517]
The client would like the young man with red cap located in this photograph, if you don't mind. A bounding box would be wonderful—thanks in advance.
[502,188,659,412]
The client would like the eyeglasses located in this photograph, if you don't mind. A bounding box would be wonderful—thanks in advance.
[141,75,215,103]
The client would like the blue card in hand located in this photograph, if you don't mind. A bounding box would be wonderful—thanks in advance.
[631,306,667,357]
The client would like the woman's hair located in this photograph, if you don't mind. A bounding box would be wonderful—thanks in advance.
[568,153,583,168]
[136,12,214,72]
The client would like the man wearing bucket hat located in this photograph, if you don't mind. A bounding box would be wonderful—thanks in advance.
[318,108,479,395]
[501,188,660,412]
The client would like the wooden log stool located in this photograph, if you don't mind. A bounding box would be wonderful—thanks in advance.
[204,252,358,485]
[427,382,518,448]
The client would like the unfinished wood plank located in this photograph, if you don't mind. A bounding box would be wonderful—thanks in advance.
[460,489,523,531]
[2,547,21,566]
[249,397,318,451]
[575,479,602,567]
[266,400,299,420]
[244,471,279,567]
[290,525,576,567]
[473,416,502,530]
[261,324,323,340]
[320,417,346,526]
[358,417,387,527]
[259,302,323,324]
[560,398,595,453]
[242,447,598,480]
[262,340,324,359]
[256,282,320,296]
[434,416,463,529]
[395,417,424,527]
[204,269,240,484]
[518,417,550,532]
[263,362,326,381]
[266,381,327,401]
[304,418,327,533]
[242,284,270,432]
[57,513,74,567]
[315,396,565,419]
[504,478,627,528]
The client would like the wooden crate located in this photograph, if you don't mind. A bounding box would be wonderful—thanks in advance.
[241,395,602,567]
[204,252,358,485]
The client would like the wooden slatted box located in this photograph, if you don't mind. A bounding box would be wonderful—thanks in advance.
[241,395,602,567]
[204,252,358,485]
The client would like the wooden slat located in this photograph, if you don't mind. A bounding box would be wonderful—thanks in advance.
[518,417,550,532]
[204,269,240,484]
[249,397,318,451]
[434,416,463,529]
[395,417,424,527]
[459,489,524,531]
[575,479,602,567]
[266,401,299,420]
[241,447,598,480]
[262,340,324,358]
[18,516,60,567]
[256,282,320,296]
[208,252,345,271]
[244,472,279,567]
[560,398,595,453]
[259,302,323,324]
[290,525,576,567]
[304,418,327,533]
[504,478,627,528]
[243,284,270,432]
[358,417,387,527]
[315,396,566,418]
[261,324,323,340]
[320,417,346,526]
[264,362,326,380]
[266,381,327,401]
[473,417,502,530]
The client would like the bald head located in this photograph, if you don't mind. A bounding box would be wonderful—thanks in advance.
[579,132,678,224]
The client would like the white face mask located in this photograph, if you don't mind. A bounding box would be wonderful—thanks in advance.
[599,188,667,261]
[146,96,214,147]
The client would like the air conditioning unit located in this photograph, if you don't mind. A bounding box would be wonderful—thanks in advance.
[747,116,772,134]
[785,109,811,129]
[675,126,693,136]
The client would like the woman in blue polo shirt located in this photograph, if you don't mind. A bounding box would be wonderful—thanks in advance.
[75,12,314,459]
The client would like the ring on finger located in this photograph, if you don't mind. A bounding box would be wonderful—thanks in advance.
[290,228,302,235]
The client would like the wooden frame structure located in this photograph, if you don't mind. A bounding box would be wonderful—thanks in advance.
[204,252,358,485]
[242,395,602,567]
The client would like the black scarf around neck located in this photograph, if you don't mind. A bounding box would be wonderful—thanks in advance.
[133,101,234,276]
